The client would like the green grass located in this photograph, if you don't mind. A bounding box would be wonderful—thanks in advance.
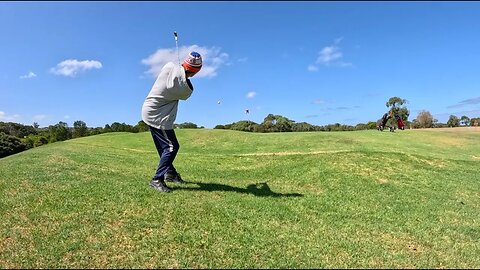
[1,128,479,268]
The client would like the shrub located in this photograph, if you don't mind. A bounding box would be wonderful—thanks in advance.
[0,132,26,158]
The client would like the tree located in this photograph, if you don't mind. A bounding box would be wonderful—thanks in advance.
[262,114,294,132]
[175,122,199,129]
[73,120,88,138]
[471,117,480,127]
[230,120,258,132]
[111,122,124,132]
[460,116,470,126]
[33,122,40,129]
[104,124,112,133]
[0,122,37,138]
[415,110,434,128]
[48,121,71,142]
[110,122,135,132]
[385,97,410,127]
[324,123,355,131]
[135,120,149,132]
[252,124,266,133]
[365,121,377,130]
[447,115,460,127]
[89,127,104,135]
[292,122,317,132]
[385,97,407,108]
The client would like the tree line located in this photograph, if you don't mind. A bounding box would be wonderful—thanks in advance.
[0,119,213,158]
[0,120,148,158]
[214,113,478,133]
[1,97,478,158]
[412,112,479,129]
[214,114,376,132]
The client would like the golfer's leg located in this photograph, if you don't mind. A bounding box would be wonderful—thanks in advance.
[151,128,180,179]
[150,128,164,158]
[150,127,174,180]
[164,129,180,175]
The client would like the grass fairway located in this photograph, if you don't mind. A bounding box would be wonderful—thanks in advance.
[1,128,479,268]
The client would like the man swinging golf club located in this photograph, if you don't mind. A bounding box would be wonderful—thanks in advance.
[141,51,202,193]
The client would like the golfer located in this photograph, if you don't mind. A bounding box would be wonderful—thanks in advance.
[142,51,202,192]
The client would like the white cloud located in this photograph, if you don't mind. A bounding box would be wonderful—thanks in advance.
[310,38,352,70]
[141,45,229,79]
[20,71,37,79]
[50,59,102,77]
[312,99,324,104]
[0,111,20,122]
[317,46,343,65]
[307,65,319,72]
[64,115,70,120]
[246,91,257,99]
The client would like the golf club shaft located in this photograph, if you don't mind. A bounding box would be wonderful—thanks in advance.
[174,31,180,64]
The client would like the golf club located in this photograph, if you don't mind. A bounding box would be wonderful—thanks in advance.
[174,31,180,64]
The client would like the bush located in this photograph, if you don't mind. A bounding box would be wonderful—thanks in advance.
[292,122,318,132]
[23,134,49,149]
[135,121,149,132]
[175,122,199,129]
[230,121,258,132]
[0,132,26,158]
[89,127,105,136]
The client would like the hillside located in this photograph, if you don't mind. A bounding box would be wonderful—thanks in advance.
[1,128,479,268]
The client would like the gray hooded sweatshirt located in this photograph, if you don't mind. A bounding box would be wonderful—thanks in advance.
[142,62,193,130]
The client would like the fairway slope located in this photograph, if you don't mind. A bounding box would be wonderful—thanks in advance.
[1,129,479,268]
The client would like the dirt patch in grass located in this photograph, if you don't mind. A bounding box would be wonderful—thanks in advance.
[46,154,75,166]
[236,150,352,157]
[407,154,446,168]
[329,154,401,185]
[122,148,155,154]
[413,127,479,132]
[377,178,389,184]
[302,183,325,194]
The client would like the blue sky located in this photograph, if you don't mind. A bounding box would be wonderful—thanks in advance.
[1,2,480,128]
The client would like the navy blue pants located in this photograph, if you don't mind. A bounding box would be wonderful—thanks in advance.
[149,126,179,180]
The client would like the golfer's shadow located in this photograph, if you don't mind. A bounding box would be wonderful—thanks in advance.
[176,181,303,197]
